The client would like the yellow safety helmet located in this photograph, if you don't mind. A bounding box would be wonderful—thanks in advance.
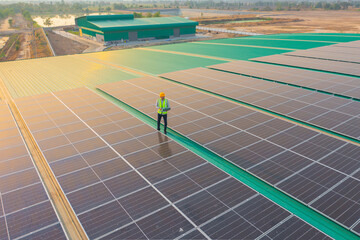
[159,92,165,98]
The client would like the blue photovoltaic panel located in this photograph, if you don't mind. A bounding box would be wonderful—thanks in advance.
[161,67,360,140]
[253,54,360,77]
[0,103,66,240]
[284,43,360,63]
[16,88,331,239]
[209,60,360,100]
[98,77,360,235]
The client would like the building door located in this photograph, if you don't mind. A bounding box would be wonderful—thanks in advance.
[174,28,180,37]
[129,31,138,41]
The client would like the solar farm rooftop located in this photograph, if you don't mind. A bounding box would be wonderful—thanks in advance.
[0,33,360,240]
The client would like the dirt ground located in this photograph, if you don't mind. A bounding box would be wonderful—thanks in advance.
[0,17,12,31]
[0,37,9,49]
[30,28,52,58]
[34,15,76,27]
[12,14,29,30]
[181,10,239,18]
[231,10,360,34]
[1,34,23,61]
[17,33,32,59]
[46,30,88,56]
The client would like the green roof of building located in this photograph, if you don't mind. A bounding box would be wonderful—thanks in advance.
[77,15,198,32]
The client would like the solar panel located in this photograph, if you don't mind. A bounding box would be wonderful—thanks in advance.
[0,103,67,240]
[98,77,360,235]
[354,221,360,235]
[160,67,360,140]
[14,88,329,239]
[209,60,360,100]
[284,45,360,63]
[333,40,360,49]
[253,54,360,77]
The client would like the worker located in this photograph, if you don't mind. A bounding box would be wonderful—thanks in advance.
[156,92,171,134]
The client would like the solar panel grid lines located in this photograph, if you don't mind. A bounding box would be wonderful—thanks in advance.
[50,87,333,239]
[15,94,155,239]
[333,40,360,49]
[284,48,360,64]
[97,77,360,233]
[306,44,360,55]
[0,103,67,240]
[0,191,10,240]
[253,54,360,77]
[209,60,360,99]
[191,65,360,139]
[46,89,214,238]
[254,214,294,240]
[52,88,272,238]
[257,216,330,240]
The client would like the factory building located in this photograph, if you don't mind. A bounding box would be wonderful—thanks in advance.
[75,14,198,43]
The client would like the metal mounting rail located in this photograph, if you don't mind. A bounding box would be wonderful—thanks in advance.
[0,78,88,240]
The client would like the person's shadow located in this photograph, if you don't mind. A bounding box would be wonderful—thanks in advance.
[157,132,172,158]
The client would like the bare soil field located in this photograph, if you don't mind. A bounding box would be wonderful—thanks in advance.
[12,14,29,30]
[233,10,360,34]
[182,10,233,18]
[34,15,76,27]
[0,17,12,31]
[31,28,52,58]
[0,37,9,49]
[46,30,88,56]
[0,34,23,61]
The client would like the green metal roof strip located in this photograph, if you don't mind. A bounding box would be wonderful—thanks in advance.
[149,42,290,60]
[248,33,360,42]
[203,37,335,50]
[94,87,360,240]
[87,17,198,31]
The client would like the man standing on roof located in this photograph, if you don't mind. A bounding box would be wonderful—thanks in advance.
[156,92,171,134]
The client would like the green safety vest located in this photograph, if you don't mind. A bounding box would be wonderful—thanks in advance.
[158,99,168,115]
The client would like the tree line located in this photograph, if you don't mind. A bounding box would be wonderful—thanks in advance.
[180,1,360,11]
[0,0,359,21]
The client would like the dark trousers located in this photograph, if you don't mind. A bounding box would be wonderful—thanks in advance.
[157,114,167,131]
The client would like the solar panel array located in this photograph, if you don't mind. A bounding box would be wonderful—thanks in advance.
[0,103,67,240]
[253,54,360,77]
[284,43,360,63]
[98,77,360,235]
[161,67,360,140]
[332,40,360,48]
[209,60,360,100]
[14,88,330,239]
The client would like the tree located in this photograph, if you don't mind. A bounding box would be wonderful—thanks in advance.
[153,11,160,17]
[333,3,341,10]
[146,12,152,18]
[113,3,127,10]
[44,17,53,27]
[106,7,111,13]
[315,2,323,8]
